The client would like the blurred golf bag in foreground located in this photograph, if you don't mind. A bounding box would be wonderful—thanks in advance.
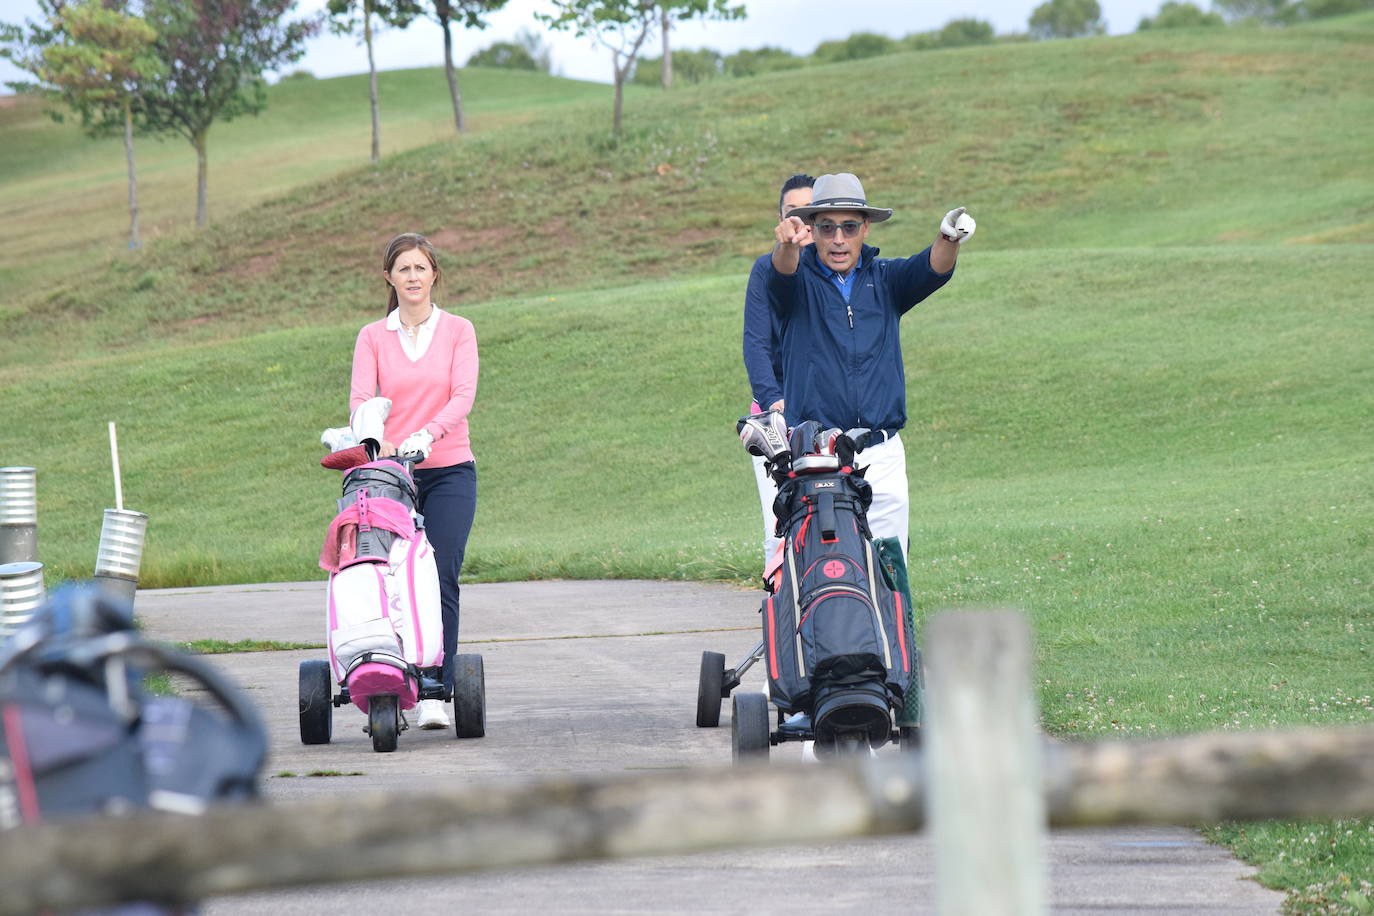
[724,411,920,759]
[0,583,266,914]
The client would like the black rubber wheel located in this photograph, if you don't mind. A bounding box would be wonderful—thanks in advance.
[369,694,399,753]
[731,692,770,763]
[298,659,333,745]
[696,651,726,727]
[899,724,922,753]
[453,653,486,739]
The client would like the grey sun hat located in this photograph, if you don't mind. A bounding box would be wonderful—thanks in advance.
[786,172,893,223]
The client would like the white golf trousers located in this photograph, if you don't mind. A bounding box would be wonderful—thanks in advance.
[856,433,910,555]
[751,452,781,570]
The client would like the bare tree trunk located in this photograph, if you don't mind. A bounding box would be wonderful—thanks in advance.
[660,5,672,89]
[441,13,463,133]
[364,0,380,162]
[612,68,624,134]
[123,97,140,249]
[193,129,208,228]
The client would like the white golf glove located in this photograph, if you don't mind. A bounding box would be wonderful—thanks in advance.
[398,429,434,460]
[939,206,977,244]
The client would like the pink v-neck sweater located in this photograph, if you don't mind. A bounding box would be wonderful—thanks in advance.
[350,309,478,469]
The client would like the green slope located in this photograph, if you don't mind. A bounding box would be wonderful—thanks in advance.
[2,16,1370,370]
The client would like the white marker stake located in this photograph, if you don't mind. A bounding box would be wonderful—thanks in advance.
[109,421,123,511]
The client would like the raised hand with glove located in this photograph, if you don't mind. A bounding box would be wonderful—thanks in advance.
[939,206,977,244]
[931,205,976,274]
[398,428,434,460]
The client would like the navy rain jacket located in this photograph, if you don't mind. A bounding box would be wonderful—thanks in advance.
[767,242,953,433]
[742,253,784,410]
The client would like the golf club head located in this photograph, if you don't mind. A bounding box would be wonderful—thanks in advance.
[843,427,872,453]
[815,427,843,456]
[789,420,821,459]
[737,411,790,461]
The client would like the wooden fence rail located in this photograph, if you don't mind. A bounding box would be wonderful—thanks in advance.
[4,610,1374,915]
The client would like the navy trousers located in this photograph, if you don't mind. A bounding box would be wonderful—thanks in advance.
[413,461,476,693]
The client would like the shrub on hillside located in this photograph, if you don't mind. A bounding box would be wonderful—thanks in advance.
[468,41,540,70]
[1288,0,1374,20]
[723,46,802,76]
[466,28,552,72]
[1138,1,1226,27]
[1029,0,1107,37]
[813,31,898,63]
[905,18,997,50]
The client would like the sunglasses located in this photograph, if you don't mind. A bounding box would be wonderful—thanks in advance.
[811,219,866,239]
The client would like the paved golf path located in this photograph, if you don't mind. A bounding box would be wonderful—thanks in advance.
[135,580,1284,914]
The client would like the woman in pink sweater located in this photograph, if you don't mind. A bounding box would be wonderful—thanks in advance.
[350,232,478,730]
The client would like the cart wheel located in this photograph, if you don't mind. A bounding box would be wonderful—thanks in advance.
[454,653,486,739]
[899,724,921,752]
[732,692,770,763]
[298,659,333,745]
[369,694,399,753]
[697,651,726,727]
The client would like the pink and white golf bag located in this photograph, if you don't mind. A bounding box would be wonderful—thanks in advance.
[319,458,443,713]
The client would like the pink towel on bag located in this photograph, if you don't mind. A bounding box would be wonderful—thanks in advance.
[319,493,417,573]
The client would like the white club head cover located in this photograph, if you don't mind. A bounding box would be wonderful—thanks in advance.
[320,426,359,452]
[350,397,392,446]
[940,207,977,244]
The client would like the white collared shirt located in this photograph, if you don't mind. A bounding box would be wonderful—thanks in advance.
[386,304,443,360]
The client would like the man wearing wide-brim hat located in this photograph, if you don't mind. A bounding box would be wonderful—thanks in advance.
[768,172,975,554]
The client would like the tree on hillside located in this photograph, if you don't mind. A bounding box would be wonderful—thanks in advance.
[1028,0,1106,38]
[1138,1,1225,28]
[327,0,419,161]
[539,0,742,134]
[427,0,508,135]
[1,0,159,249]
[654,2,743,90]
[137,0,317,228]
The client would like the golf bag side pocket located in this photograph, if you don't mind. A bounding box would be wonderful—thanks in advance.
[328,564,402,682]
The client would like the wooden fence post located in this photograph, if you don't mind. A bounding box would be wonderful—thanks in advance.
[924,608,1047,916]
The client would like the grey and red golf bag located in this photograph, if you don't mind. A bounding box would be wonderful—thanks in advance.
[758,423,915,747]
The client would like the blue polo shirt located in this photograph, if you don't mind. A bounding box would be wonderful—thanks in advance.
[766,243,953,432]
[820,254,866,303]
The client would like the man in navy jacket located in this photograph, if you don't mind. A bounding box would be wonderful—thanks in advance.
[768,172,976,554]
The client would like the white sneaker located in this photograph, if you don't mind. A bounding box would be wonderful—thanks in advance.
[417,699,449,730]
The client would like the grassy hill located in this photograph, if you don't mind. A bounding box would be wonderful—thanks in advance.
[2,15,1373,911]
[0,65,609,291]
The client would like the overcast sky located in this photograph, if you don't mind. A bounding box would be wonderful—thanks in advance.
[2,0,1174,89]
